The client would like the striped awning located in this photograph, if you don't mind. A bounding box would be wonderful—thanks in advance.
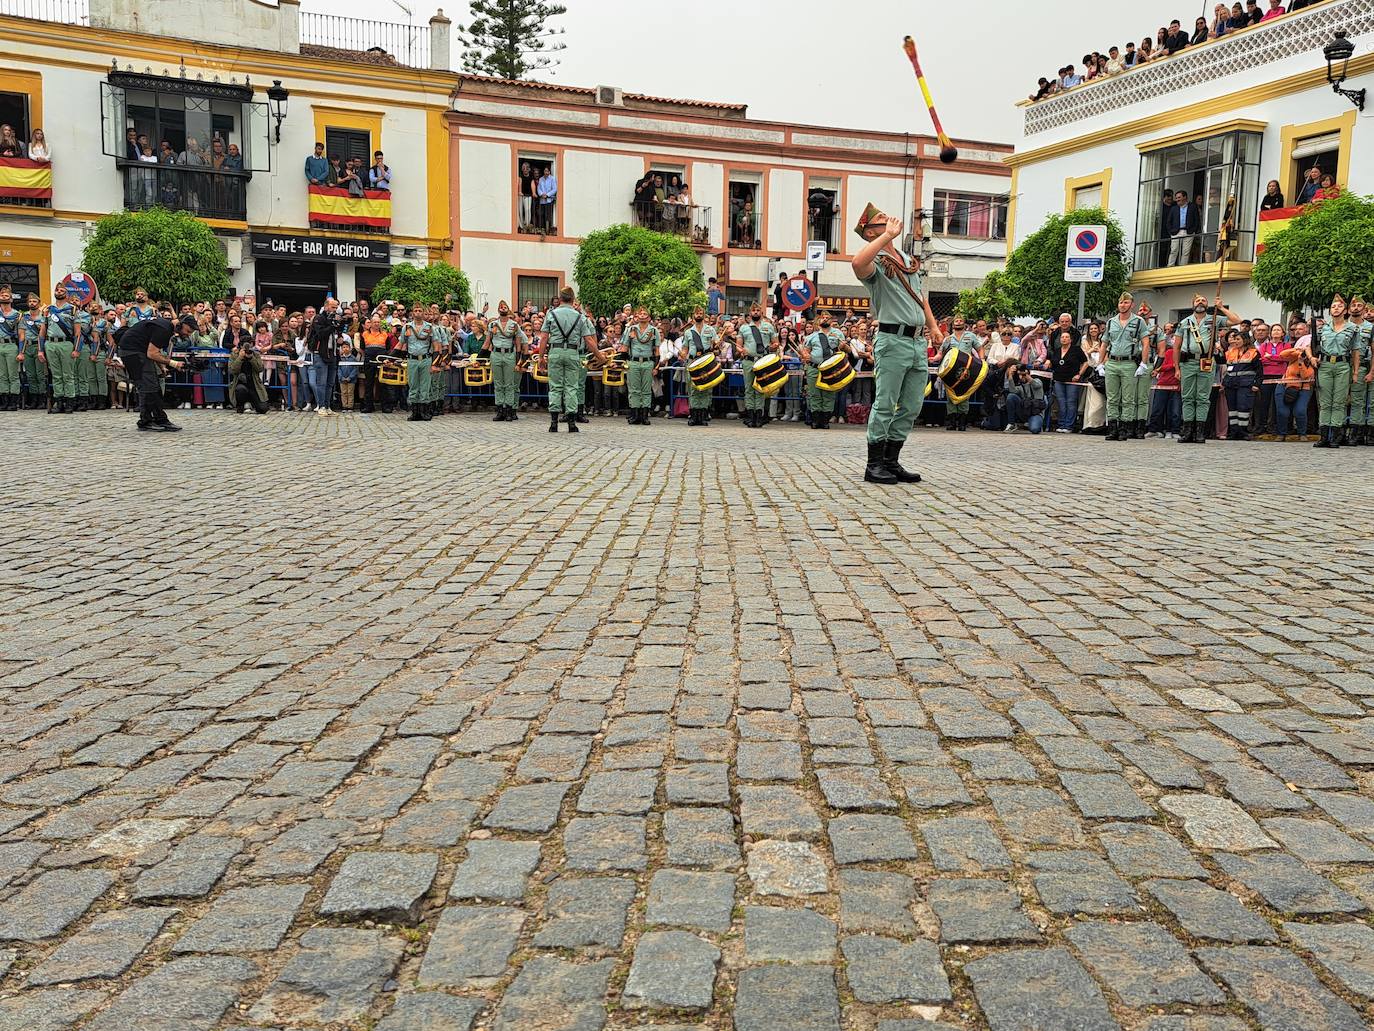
[308,185,391,229]
[1256,204,1303,255]
[0,157,53,201]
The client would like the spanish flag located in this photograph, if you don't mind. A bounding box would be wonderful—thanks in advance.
[0,157,53,201]
[1256,204,1302,255]
[308,185,391,229]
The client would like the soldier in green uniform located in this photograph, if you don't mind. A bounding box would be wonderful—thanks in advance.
[1103,292,1152,441]
[426,308,449,417]
[1313,292,1357,449]
[738,303,777,428]
[39,283,78,415]
[1176,292,1239,444]
[401,310,434,422]
[484,302,528,422]
[802,314,844,429]
[679,307,718,427]
[621,306,659,426]
[939,317,981,432]
[0,285,21,410]
[20,294,46,411]
[1345,295,1371,446]
[93,307,114,408]
[73,301,96,411]
[539,286,601,433]
[853,204,937,484]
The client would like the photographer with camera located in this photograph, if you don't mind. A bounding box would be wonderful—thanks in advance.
[115,314,194,432]
[306,297,344,415]
[1003,361,1046,434]
[228,337,269,414]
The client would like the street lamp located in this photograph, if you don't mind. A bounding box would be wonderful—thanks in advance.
[266,80,289,143]
[1323,31,1366,112]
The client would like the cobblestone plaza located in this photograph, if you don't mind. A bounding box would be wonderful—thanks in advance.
[3,412,1374,1031]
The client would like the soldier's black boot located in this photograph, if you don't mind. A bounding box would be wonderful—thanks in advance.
[566,412,579,433]
[883,440,922,483]
[548,411,559,433]
[864,441,898,484]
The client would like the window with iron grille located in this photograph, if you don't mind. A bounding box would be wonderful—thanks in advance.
[517,275,559,311]
[725,286,762,315]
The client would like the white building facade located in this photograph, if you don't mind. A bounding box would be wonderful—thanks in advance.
[1007,0,1374,322]
[448,78,1012,317]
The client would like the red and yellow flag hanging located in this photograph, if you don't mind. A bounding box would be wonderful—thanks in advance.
[0,157,53,201]
[1256,204,1303,255]
[307,185,391,230]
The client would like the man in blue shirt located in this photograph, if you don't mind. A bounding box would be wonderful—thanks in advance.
[706,277,725,316]
[536,165,557,233]
[304,142,328,186]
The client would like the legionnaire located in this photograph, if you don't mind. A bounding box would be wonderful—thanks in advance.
[802,315,844,429]
[1346,295,1371,446]
[621,306,660,426]
[538,286,601,433]
[90,303,114,409]
[115,314,193,432]
[1103,292,1153,441]
[940,317,981,432]
[484,302,528,422]
[0,285,21,410]
[1176,292,1239,444]
[401,308,434,422]
[853,204,936,484]
[73,300,97,411]
[739,303,778,428]
[20,293,45,410]
[1313,292,1357,449]
[427,308,450,418]
[680,307,718,427]
[39,283,78,414]
[128,287,157,323]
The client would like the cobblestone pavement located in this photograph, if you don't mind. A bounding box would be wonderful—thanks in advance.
[4,409,1374,1031]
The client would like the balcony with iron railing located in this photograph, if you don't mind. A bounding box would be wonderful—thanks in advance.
[630,201,713,249]
[119,162,250,221]
[1020,0,1374,137]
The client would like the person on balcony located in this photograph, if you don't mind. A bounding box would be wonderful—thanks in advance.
[536,164,557,233]
[337,158,365,199]
[633,172,657,229]
[1260,179,1285,212]
[369,151,391,191]
[304,142,329,185]
[1296,165,1322,206]
[0,124,25,158]
[518,160,536,229]
[124,127,139,161]
[1164,19,1191,53]
[225,144,243,171]
[1167,190,1200,267]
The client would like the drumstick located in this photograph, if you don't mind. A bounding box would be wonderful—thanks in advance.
[903,36,958,165]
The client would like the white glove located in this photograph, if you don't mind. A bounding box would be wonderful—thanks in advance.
[1135,362,1151,377]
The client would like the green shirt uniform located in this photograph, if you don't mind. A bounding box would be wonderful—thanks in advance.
[1177,314,1220,424]
[402,319,434,409]
[1104,313,1151,424]
[1316,321,1357,429]
[91,318,111,397]
[940,331,980,415]
[42,303,78,401]
[805,327,845,418]
[1348,321,1372,428]
[21,312,45,403]
[621,323,660,410]
[73,311,97,400]
[739,319,777,413]
[859,250,927,445]
[682,323,718,412]
[0,307,20,399]
[486,316,528,409]
[541,305,595,414]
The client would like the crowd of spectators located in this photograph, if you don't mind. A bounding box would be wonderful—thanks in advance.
[1029,0,1324,100]
[302,142,392,195]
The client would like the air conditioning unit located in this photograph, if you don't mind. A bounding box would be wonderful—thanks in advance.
[596,85,624,107]
[220,236,243,271]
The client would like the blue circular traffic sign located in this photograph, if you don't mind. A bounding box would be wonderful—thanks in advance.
[783,276,817,312]
[1074,230,1099,252]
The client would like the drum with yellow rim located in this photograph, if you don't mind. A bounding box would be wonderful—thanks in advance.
[463,356,492,388]
[937,347,987,404]
[751,353,788,396]
[688,352,724,391]
[377,357,407,387]
[816,352,854,392]
[602,357,627,388]
[531,356,550,383]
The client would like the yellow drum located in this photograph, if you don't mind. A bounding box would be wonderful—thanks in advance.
[688,352,724,391]
[602,358,627,388]
[378,358,407,387]
[751,353,788,396]
[531,356,549,383]
[464,357,492,388]
[937,347,987,404]
[817,352,854,392]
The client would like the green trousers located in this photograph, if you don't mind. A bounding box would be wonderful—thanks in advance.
[806,366,833,417]
[76,348,96,397]
[491,350,518,406]
[1105,358,1136,421]
[546,348,581,413]
[1133,369,1151,420]
[23,348,45,397]
[1178,357,1212,422]
[94,355,108,395]
[0,341,18,395]
[741,357,763,411]
[1317,360,1351,428]
[689,380,713,411]
[866,330,928,444]
[572,357,586,408]
[627,359,653,408]
[1347,376,1370,426]
[407,357,431,407]
[45,341,77,399]
[426,360,444,404]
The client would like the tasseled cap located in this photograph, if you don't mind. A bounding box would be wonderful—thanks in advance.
[854,203,890,241]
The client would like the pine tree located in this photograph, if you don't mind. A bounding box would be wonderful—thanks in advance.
[458,0,567,80]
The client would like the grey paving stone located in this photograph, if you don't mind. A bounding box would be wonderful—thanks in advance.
[743,906,837,963]
[739,785,823,839]
[816,765,896,810]
[426,758,505,801]
[985,785,1085,847]
[1198,946,1364,1031]
[451,718,530,754]
[1058,772,1152,820]
[201,744,294,781]
[1283,921,1374,997]
[325,775,421,821]
[256,759,356,798]
[747,840,828,896]
[665,763,730,804]
[1,767,121,806]
[0,869,114,941]
[955,744,1040,783]
[449,839,542,899]
[1159,794,1277,852]
[920,816,1010,872]
[1143,877,1279,943]
[376,992,485,1031]
[645,869,736,932]
[1215,851,1366,914]
[1250,744,1355,789]
[1097,822,1207,879]
[1305,789,1374,835]
[515,734,593,783]
[319,850,437,923]
[1261,817,1374,864]
[383,799,477,846]
[534,877,636,949]
[418,906,525,986]
[928,878,1041,944]
[1210,761,1310,811]
[173,884,306,953]
[664,807,740,868]
[0,988,104,1031]
[248,818,352,877]
[1135,1018,1248,1031]
[1036,735,1120,772]
[28,908,174,984]
[840,935,951,1004]
[576,770,656,815]
[1066,920,1224,1006]
[623,930,720,1010]
[838,869,916,935]
[827,814,917,865]
[489,956,614,1031]
[88,955,256,1031]
[733,965,841,1031]
[1033,867,1138,915]
[565,815,647,871]
[965,947,1117,1031]
[736,740,803,781]
[130,834,243,901]
[484,782,572,832]
[249,928,403,1025]
[1114,742,1206,789]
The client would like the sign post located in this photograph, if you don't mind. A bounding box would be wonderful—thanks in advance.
[781,275,818,313]
[1064,225,1105,325]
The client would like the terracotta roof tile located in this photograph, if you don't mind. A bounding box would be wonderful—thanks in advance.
[300,43,401,66]
[457,73,747,111]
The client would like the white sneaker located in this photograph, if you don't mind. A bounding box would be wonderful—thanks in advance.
[1145,431,1163,438]
[1004,424,1017,433]
[304,403,315,412]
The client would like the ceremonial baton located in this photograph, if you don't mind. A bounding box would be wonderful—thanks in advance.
[903,35,958,165]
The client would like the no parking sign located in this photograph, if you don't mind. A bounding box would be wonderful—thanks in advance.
[1064,225,1106,283]
[782,275,817,312]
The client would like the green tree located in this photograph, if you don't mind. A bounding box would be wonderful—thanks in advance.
[952,269,1017,322]
[1253,192,1374,313]
[458,0,566,80]
[636,275,708,322]
[81,208,229,305]
[954,206,1129,320]
[572,224,703,317]
[369,261,472,311]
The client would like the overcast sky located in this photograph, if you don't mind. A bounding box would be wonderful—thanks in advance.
[304,0,1218,143]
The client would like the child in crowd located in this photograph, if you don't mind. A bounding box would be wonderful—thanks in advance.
[1146,331,1182,438]
[337,340,359,410]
